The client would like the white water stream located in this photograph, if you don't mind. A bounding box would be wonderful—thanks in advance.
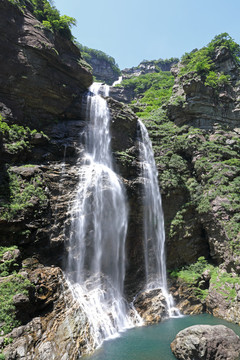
[66,83,141,350]
[66,83,180,353]
[138,120,181,317]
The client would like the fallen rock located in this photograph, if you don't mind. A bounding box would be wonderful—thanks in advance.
[171,324,240,360]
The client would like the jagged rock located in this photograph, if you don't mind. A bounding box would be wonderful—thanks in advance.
[109,86,135,104]
[122,58,178,79]
[133,289,167,324]
[1,267,95,359]
[170,279,204,315]
[0,0,92,127]
[171,324,240,360]
[2,248,21,263]
[167,48,240,130]
[83,54,119,85]
[206,282,240,324]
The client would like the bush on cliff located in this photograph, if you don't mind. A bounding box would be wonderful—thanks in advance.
[179,33,239,88]
[8,0,76,40]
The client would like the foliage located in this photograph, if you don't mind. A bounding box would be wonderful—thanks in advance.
[205,71,230,88]
[117,72,174,117]
[140,106,240,255]
[7,0,76,40]
[0,168,48,221]
[0,274,33,335]
[77,43,121,82]
[141,57,179,66]
[0,115,48,153]
[0,246,19,277]
[170,257,239,302]
[179,33,239,89]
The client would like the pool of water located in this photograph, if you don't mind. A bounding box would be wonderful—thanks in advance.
[84,314,240,360]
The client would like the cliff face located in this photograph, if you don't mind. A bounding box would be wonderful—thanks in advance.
[167,47,240,130]
[0,2,146,357]
[0,0,92,127]
[1,6,240,356]
[0,1,97,358]
[122,58,178,78]
[144,46,240,323]
[109,41,240,324]
[79,45,121,85]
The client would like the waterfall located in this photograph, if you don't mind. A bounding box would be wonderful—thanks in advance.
[66,83,139,350]
[112,76,123,86]
[138,119,181,317]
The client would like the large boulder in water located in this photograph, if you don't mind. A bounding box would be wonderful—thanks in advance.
[171,324,240,360]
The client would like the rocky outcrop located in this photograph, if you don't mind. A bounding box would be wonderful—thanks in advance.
[171,324,240,360]
[109,86,135,104]
[0,0,92,128]
[206,282,240,324]
[107,98,147,297]
[167,48,240,130]
[133,289,167,324]
[84,55,119,85]
[122,58,178,79]
[1,266,94,359]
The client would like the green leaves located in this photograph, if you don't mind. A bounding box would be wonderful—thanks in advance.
[7,0,76,40]
[0,274,33,335]
[179,33,239,86]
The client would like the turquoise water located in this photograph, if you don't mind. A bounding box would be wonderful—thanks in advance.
[85,314,240,360]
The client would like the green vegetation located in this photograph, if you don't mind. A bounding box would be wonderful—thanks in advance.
[143,113,240,249]
[0,167,48,221]
[140,57,179,69]
[117,71,174,117]
[170,257,239,302]
[77,44,121,83]
[0,274,33,334]
[0,115,48,153]
[7,0,76,40]
[179,33,239,88]
[116,35,240,260]
[0,246,19,277]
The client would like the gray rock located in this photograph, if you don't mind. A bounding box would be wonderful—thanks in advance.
[171,324,240,360]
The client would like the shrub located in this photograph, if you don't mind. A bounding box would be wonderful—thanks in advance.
[0,274,33,335]
[7,0,76,40]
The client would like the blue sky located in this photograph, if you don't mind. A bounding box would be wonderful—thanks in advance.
[54,0,240,70]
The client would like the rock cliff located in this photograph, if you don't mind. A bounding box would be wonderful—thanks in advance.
[1,6,240,357]
[122,58,178,78]
[0,0,96,358]
[110,35,240,325]
[167,47,240,130]
[0,0,92,127]
[79,44,121,85]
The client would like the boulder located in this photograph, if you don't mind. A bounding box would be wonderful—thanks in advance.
[133,289,167,324]
[171,324,240,360]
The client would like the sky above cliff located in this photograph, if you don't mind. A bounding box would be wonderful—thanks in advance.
[55,0,240,70]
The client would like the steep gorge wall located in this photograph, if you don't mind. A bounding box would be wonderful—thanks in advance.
[0,1,148,357]
[109,43,240,324]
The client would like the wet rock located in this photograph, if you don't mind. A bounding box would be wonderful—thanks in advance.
[133,289,167,324]
[2,267,94,359]
[171,324,240,360]
[170,280,204,315]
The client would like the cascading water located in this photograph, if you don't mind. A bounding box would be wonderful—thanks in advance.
[66,83,140,350]
[138,119,181,317]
